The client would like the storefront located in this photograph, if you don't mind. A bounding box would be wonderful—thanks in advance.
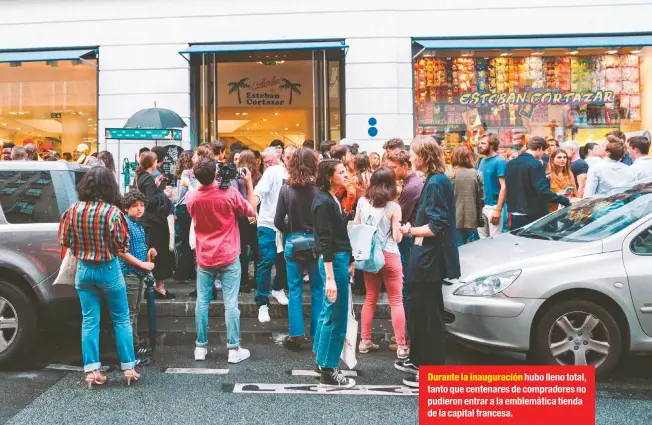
[0,48,98,159]
[181,40,346,151]
[412,34,652,159]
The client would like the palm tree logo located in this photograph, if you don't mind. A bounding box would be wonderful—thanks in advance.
[280,78,302,105]
[227,78,251,104]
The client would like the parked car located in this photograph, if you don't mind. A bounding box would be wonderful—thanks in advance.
[0,161,86,367]
[443,182,652,376]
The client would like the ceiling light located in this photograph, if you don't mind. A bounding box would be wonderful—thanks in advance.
[1,123,6,126]
[88,117,92,121]
[284,128,289,131]
[262,118,267,122]
[273,112,279,116]
[253,124,257,126]
[16,128,20,130]
[460,50,474,57]
[606,49,618,55]
[631,48,642,54]
[235,112,241,116]
[295,123,300,127]
[499,50,512,57]
[531,49,543,56]
[242,112,248,116]
[569,49,579,55]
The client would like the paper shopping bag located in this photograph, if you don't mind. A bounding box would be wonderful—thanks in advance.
[340,287,358,370]
[53,249,78,286]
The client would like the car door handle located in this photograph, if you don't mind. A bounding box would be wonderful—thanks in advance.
[641,306,652,314]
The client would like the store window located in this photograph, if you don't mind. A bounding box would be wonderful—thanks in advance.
[413,43,648,161]
[0,50,98,160]
[186,41,345,151]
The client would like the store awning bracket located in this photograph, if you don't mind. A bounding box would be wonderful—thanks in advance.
[179,39,348,60]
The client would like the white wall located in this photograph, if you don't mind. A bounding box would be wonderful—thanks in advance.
[1,0,651,161]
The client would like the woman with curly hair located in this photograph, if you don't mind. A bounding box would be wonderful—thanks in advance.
[547,149,577,213]
[58,166,141,387]
[396,135,460,388]
[274,148,323,352]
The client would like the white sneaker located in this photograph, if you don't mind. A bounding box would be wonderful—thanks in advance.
[194,347,208,361]
[271,290,289,306]
[214,280,222,290]
[228,347,251,364]
[258,305,271,323]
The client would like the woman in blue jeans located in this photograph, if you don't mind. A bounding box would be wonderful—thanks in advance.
[58,166,142,388]
[274,148,323,351]
[311,160,356,389]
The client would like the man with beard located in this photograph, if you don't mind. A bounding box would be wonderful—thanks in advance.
[477,133,507,237]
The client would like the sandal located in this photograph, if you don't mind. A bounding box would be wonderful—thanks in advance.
[358,340,379,354]
[84,370,107,389]
[124,369,141,386]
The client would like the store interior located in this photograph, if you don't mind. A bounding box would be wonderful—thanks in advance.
[0,58,98,158]
[193,49,342,152]
[414,45,650,158]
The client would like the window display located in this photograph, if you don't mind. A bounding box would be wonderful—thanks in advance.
[414,47,647,159]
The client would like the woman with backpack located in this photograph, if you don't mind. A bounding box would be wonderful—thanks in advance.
[274,148,323,352]
[353,167,408,360]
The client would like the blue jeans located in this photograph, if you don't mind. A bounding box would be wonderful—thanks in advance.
[398,236,413,337]
[313,252,350,368]
[196,259,241,349]
[284,233,324,337]
[255,226,285,307]
[454,228,480,246]
[76,258,136,372]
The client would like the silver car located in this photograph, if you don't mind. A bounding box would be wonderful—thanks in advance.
[443,183,652,376]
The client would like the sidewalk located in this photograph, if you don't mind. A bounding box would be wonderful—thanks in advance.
[141,281,392,319]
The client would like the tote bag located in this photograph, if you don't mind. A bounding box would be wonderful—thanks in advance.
[340,286,358,370]
[53,249,78,286]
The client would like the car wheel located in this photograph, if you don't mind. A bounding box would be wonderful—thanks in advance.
[0,281,38,368]
[533,300,622,377]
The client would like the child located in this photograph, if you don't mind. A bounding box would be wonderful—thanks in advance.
[118,190,156,361]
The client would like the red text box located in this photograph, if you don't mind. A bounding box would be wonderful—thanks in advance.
[419,365,595,425]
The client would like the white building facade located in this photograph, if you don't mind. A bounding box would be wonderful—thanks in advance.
[1,0,651,172]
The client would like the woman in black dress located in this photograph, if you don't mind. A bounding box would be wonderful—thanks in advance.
[136,151,175,299]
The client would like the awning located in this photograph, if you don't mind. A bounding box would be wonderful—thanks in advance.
[0,48,98,65]
[413,33,652,57]
[179,40,347,60]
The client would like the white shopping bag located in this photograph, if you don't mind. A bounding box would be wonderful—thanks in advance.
[53,249,78,286]
[189,219,196,251]
[340,286,358,370]
[167,214,176,252]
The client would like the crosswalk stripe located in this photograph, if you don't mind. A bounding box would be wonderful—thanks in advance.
[45,364,109,373]
[233,383,418,396]
[292,369,358,377]
[165,368,230,375]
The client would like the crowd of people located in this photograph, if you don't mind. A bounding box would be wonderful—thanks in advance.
[50,129,651,391]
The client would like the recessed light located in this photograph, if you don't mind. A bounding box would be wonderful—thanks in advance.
[500,50,512,57]
[460,50,474,57]
[606,49,618,55]
[1,123,6,126]
[631,49,642,54]
[235,112,241,116]
[242,112,248,116]
[569,49,579,55]
[16,127,20,130]
[262,118,267,122]
[284,128,289,131]
[273,112,279,116]
[88,117,92,121]
[253,124,257,126]
[295,123,300,127]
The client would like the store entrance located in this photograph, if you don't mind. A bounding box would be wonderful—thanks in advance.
[189,46,344,151]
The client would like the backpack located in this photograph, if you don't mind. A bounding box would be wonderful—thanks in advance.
[348,200,390,274]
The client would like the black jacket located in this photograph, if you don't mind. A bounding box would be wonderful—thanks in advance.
[311,191,352,262]
[505,152,570,218]
[136,172,173,228]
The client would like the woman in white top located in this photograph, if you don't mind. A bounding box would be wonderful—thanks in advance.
[353,167,408,359]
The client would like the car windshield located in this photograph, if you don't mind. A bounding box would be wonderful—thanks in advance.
[515,182,652,242]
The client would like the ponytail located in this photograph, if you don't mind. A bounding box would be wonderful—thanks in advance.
[137,151,157,178]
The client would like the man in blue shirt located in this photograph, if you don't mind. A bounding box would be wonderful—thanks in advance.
[477,133,507,238]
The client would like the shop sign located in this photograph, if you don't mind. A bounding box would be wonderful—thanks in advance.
[458,89,616,108]
[227,76,302,106]
[105,128,182,141]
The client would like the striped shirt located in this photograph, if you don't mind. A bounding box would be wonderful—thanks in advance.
[119,215,148,276]
[58,201,130,262]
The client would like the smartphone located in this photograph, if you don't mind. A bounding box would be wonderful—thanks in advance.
[564,186,574,194]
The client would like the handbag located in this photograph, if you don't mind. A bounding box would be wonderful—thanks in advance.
[53,249,78,286]
[340,285,358,370]
[349,200,389,274]
[282,185,317,265]
[475,171,486,228]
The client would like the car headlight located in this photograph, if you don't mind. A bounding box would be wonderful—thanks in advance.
[453,270,522,297]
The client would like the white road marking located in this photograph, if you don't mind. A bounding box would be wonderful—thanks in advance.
[165,368,230,375]
[292,369,358,377]
[233,383,418,396]
[45,364,109,372]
